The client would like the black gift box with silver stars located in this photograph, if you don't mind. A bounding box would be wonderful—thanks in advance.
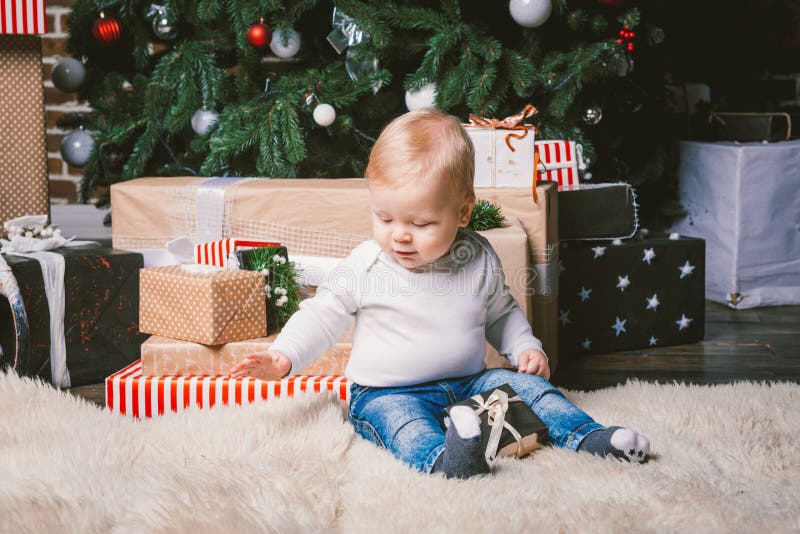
[558,235,705,356]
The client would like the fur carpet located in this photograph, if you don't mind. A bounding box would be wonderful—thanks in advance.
[1,371,799,533]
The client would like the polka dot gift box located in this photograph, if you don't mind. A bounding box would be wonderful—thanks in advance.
[0,32,49,228]
[139,265,267,345]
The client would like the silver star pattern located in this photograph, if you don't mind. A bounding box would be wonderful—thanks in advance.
[616,275,631,292]
[578,286,592,302]
[646,293,660,311]
[592,246,607,259]
[676,314,694,331]
[649,336,658,346]
[612,316,627,336]
[581,338,592,350]
[679,261,696,279]
[642,248,656,264]
[559,309,572,327]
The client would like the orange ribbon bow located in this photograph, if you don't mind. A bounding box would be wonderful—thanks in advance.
[468,104,540,203]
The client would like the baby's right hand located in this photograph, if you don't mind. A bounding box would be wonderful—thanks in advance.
[229,350,292,380]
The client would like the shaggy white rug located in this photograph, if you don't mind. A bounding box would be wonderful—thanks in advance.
[1,372,799,533]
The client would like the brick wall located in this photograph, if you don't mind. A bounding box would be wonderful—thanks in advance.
[42,0,90,205]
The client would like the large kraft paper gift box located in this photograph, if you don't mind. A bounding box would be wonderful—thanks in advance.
[112,178,558,369]
[139,265,267,345]
[140,328,353,376]
[671,140,800,308]
[0,5,49,228]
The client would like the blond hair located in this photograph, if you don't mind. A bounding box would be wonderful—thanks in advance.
[365,108,475,202]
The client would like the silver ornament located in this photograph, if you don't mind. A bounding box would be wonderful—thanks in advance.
[51,58,86,93]
[60,129,94,167]
[149,5,178,40]
[269,28,301,58]
[191,108,219,135]
[153,14,177,40]
[582,105,603,125]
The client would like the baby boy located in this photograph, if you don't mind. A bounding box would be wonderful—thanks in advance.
[231,108,650,478]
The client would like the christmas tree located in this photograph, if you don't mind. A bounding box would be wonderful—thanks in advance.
[60,0,666,218]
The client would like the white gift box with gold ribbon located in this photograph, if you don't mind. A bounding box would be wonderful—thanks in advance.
[465,105,537,189]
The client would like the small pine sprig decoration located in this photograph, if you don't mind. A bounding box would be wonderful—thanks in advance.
[246,246,302,328]
[467,199,507,232]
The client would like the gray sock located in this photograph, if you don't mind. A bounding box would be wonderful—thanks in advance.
[432,406,490,479]
[578,426,651,463]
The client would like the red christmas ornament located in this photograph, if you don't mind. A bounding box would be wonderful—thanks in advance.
[616,24,635,52]
[92,12,121,46]
[247,19,272,49]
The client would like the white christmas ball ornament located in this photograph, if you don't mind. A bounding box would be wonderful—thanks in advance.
[404,83,437,111]
[509,0,552,28]
[191,108,219,135]
[270,28,301,58]
[313,103,336,126]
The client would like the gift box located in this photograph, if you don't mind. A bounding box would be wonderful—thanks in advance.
[106,360,350,418]
[465,106,536,188]
[139,265,267,345]
[0,246,147,387]
[445,383,548,463]
[140,327,353,377]
[0,34,48,228]
[558,235,705,356]
[558,183,639,241]
[535,140,584,189]
[671,140,800,308]
[0,0,47,34]
[196,238,282,268]
[111,177,560,368]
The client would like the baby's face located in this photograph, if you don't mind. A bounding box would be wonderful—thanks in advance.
[369,177,471,271]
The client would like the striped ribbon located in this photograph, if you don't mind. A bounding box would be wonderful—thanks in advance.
[106,360,350,418]
[0,0,46,35]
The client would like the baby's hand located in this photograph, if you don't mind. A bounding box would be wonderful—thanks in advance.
[229,350,292,380]
[517,349,550,380]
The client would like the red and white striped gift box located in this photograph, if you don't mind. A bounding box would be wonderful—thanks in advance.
[1,0,46,35]
[196,238,281,268]
[535,140,584,189]
[106,360,350,418]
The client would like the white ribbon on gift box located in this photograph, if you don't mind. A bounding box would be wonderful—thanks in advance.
[469,388,526,464]
[194,177,254,243]
[1,215,98,388]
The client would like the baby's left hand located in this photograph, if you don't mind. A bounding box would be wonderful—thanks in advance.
[517,349,550,380]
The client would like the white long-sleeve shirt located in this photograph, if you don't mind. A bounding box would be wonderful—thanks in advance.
[270,228,544,387]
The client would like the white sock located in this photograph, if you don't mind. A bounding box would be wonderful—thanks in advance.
[448,406,482,439]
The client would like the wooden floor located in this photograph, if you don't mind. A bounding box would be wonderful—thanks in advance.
[68,301,800,407]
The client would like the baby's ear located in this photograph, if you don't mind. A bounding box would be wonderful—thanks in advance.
[459,198,474,227]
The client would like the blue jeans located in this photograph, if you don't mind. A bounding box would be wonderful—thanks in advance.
[347,369,604,474]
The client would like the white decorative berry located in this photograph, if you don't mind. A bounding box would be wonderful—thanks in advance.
[261,268,270,276]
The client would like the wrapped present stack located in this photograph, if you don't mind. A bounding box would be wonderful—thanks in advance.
[1,217,147,388]
[108,164,559,380]
[499,113,708,357]
[106,239,354,418]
